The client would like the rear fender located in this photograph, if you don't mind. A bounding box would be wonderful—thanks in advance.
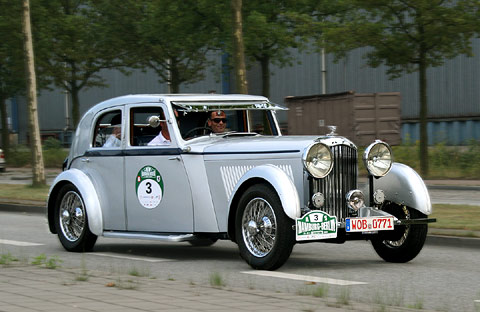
[374,163,432,215]
[47,169,103,235]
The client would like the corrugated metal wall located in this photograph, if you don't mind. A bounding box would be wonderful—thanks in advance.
[266,40,480,120]
[8,39,480,145]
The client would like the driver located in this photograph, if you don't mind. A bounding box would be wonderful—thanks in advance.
[207,110,227,133]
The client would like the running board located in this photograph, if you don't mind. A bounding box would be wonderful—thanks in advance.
[103,231,195,242]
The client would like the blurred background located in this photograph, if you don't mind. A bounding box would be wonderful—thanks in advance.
[1,0,479,179]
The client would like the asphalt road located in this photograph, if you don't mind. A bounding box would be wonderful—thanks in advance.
[1,211,479,311]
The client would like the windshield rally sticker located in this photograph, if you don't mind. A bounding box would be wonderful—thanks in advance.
[135,166,164,209]
[296,211,337,241]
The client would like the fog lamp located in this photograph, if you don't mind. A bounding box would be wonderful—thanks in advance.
[311,192,325,208]
[346,190,365,211]
[373,189,385,205]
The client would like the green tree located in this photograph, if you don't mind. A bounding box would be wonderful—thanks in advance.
[97,0,219,93]
[32,0,128,128]
[320,0,480,176]
[0,0,25,159]
[242,1,314,97]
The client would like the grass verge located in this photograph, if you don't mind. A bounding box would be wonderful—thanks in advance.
[429,204,480,232]
[0,184,50,201]
[0,184,479,237]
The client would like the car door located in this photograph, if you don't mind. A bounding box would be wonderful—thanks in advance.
[124,104,193,233]
[81,107,126,231]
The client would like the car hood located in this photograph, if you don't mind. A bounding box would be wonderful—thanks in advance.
[185,134,355,155]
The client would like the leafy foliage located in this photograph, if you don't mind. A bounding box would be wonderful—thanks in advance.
[95,0,219,93]
[241,0,313,96]
[318,0,480,176]
[31,0,130,127]
[321,0,480,77]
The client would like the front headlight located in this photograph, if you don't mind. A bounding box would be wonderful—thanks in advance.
[303,143,333,178]
[363,140,393,177]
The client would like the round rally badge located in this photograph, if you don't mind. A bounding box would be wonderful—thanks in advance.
[135,166,164,209]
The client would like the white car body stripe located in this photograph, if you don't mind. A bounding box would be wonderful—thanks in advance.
[87,253,171,263]
[242,270,367,286]
[0,239,44,246]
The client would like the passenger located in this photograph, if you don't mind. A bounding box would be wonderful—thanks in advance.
[207,110,227,133]
[103,114,121,147]
[148,110,177,145]
[148,127,171,145]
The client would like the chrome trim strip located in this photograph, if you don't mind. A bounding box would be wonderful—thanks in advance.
[103,232,195,242]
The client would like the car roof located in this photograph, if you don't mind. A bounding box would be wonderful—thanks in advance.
[87,94,286,114]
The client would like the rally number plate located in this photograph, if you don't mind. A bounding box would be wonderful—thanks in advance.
[296,211,337,241]
[345,216,394,232]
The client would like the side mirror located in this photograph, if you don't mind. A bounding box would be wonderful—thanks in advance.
[147,116,161,128]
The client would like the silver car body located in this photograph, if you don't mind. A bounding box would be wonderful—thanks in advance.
[47,94,433,269]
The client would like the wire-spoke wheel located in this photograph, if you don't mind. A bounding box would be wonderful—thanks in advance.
[236,184,294,270]
[371,203,427,263]
[54,184,97,252]
[59,191,86,242]
[242,197,277,257]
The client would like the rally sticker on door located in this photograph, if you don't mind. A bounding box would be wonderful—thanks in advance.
[135,166,164,209]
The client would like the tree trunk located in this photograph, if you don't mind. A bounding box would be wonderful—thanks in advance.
[231,0,248,94]
[170,62,180,93]
[22,0,45,186]
[260,56,270,98]
[418,55,429,177]
[0,94,10,160]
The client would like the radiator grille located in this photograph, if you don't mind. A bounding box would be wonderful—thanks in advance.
[310,144,357,222]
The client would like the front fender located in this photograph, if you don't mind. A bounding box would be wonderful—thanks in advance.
[47,169,103,236]
[228,164,301,221]
[374,163,432,215]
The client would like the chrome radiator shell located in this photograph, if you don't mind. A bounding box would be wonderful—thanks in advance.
[309,143,358,222]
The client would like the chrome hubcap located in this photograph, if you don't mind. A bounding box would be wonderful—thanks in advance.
[59,191,86,242]
[385,206,410,247]
[242,198,276,257]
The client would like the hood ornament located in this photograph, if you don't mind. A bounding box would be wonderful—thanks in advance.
[327,125,337,136]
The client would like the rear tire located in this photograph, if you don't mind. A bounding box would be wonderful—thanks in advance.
[54,184,97,252]
[371,203,427,263]
[235,184,295,270]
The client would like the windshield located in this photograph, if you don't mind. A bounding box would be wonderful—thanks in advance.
[176,108,279,140]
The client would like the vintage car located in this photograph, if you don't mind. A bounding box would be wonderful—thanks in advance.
[47,94,435,270]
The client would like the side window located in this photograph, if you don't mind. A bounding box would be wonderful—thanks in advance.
[249,110,276,135]
[93,110,122,148]
[130,107,171,146]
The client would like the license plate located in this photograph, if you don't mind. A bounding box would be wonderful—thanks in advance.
[345,216,394,232]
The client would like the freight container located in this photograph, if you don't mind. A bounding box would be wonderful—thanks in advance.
[285,91,401,146]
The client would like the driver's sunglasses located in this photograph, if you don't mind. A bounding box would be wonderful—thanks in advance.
[211,118,226,124]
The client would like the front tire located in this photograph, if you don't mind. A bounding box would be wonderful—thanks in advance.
[371,203,427,263]
[54,184,97,252]
[235,184,295,270]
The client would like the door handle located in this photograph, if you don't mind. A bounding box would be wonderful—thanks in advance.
[81,157,90,163]
[168,156,181,161]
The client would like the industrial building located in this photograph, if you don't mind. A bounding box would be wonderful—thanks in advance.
[3,40,480,146]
